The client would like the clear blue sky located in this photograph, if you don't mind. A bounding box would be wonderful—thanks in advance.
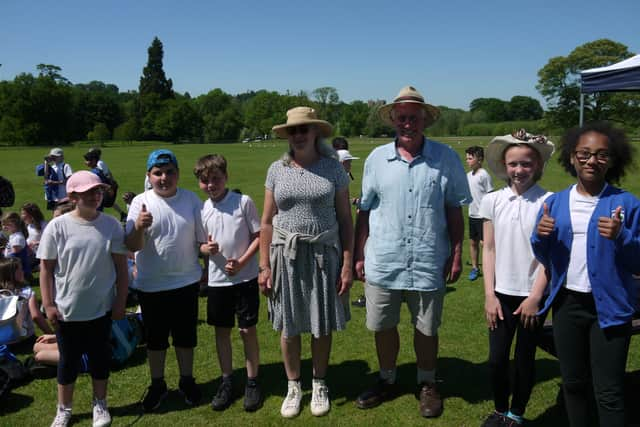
[1,0,638,110]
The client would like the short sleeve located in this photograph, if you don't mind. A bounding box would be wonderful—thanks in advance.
[109,219,128,255]
[358,155,377,211]
[444,148,472,207]
[265,162,278,191]
[478,192,495,221]
[36,221,57,261]
[335,161,350,190]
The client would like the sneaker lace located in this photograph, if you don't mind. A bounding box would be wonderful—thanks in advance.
[284,384,300,408]
[52,407,71,427]
[312,384,328,404]
[93,400,108,417]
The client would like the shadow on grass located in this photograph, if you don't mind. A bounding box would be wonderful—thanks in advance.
[0,391,34,416]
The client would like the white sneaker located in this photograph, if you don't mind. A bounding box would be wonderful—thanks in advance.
[50,405,72,427]
[280,380,302,418]
[92,398,112,427]
[310,378,330,416]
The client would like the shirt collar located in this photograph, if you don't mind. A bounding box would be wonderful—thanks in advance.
[385,137,432,162]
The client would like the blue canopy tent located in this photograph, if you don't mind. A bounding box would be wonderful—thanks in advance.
[579,54,640,125]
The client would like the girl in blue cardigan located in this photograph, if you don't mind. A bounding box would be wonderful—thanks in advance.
[531,122,640,427]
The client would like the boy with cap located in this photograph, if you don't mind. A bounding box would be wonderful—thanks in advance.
[43,148,73,210]
[125,149,207,412]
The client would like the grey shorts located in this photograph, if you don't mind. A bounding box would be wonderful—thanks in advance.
[365,283,445,336]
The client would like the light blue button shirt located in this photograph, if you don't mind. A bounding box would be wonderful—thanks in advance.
[359,138,471,291]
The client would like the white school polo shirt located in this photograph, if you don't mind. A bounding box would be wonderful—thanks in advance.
[479,184,552,296]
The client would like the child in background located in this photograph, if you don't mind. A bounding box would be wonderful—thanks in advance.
[480,131,554,426]
[532,122,640,427]
[465,146,493,281]
[44,148,73,210]
[2,212,32,280]
[38,170,128,427]
[0,257,53,349]
[21,203,48,251]
[125,149,207,412]
[194,154,263,412]
[84,148,127,220]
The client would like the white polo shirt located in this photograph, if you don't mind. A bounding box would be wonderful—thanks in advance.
[202,191,260,287]
[467,168,493,218]
[479,184,552,296]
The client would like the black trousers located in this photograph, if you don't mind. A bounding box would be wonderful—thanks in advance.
[552,288,630,427]
[488,292,546,416]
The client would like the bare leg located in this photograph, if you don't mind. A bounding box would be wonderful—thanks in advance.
[175,347,194,377]
[58,383,74,407]
[311,334,332,378]
[469,239,479,269]
[414,329,438,371]
[375,327,400,370]
[147,349,166,379]
[281,334,301,380]
[92,379,108,400]
[239,326,260,379]
[215,327,233,377]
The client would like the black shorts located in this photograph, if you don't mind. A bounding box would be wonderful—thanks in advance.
[469,217,484,241]
[138,282,199,351]
[207,279,259,329]
[57,313,111,385]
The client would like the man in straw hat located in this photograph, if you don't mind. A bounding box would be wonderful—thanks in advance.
[354,86,471,418]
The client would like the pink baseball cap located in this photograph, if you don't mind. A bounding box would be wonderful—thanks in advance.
[66,171,108,194]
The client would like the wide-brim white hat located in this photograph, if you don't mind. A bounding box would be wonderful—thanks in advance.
[485,129,555,180]
[272,106,333,138]
[378,86,440,128]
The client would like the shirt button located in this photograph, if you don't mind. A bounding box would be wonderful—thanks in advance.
[409,189,413,192]
[407,239,411,243]
[408,215,412,219]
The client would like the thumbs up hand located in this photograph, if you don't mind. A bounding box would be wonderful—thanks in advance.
[200,234,220,256]
[135,203,153,230]
[598,206,623,240]
[537,203,555,237]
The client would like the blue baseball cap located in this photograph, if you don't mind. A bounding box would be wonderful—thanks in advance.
[146,149,178,171]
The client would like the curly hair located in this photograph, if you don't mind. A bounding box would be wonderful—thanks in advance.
[559,122,634,185]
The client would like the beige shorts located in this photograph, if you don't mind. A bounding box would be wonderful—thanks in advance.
[365,283,445,336]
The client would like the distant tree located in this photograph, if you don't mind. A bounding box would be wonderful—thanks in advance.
[139,37,174,100]
[71,81,122,140]
[113,118,140,141]
[312,86,340,123]
[537,39,639,127]
[507,96,543,121]
[195,89,242,142]
[335,100,369,136]
[87,122,111,141]
[153,99,202,142]
[36,64,70,84]
[469,98,509,122]
[364,101,393,137]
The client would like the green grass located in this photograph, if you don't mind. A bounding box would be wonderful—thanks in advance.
[1,137,639,426]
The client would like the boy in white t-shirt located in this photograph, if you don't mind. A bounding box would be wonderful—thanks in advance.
[465,146,493,281]
[193,154,263,412]
[38,171,128,427]
[125,149,207,412]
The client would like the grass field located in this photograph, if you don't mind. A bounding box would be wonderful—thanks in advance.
[1,136,639,426]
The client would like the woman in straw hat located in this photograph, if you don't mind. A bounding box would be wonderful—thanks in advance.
[532,122,640,427]
[479,129,554,426]
[258,107,353,418]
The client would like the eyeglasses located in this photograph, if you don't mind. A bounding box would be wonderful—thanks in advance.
[395,115,419,125]
[574,150,610,163]
[287,125,309,136]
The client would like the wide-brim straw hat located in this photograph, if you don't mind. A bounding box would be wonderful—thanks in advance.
[485,129,555,180]
[378,86,440,128]
[272,107,333,138]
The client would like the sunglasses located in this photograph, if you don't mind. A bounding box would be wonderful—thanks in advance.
[287,125,310,136]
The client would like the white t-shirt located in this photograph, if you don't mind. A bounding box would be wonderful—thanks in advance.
[202,191,260,287]
[97,160,110,176]
[479,184,552,296]
[50,162,73,200]
[37,212,127,321]
[4,232,26,257]
[26,221,48,247]
[565,184,603,293]
[467,168,493,218]
[126,188,206,292]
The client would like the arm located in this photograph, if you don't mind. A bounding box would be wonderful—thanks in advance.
[335,187,354,296]
[28,293,53,334]
[125,202,152,252]
[513,265,549,329]
[482,220,502,330]
[444,205,464,284]
[354,209,370,281]
[111,253,129,320]
[39,258,60,330]
[258,189,276,295]
[225,231,260,276]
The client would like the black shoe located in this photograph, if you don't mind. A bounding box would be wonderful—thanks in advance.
[352,296,366,307]
[211,379,234,411]
[356,379,397,409]
[179,376,202,406]
[243,381,263,412]
[481,411,508,427]
[142,380,168,412]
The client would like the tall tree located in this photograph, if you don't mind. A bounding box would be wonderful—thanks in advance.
[469,98,509,122]
[537,39,639,127]
[139,37,174,100]
[507,96,543,121]
[312,86,340,123]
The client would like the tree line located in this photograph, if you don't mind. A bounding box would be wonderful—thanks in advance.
[1,38,638,146]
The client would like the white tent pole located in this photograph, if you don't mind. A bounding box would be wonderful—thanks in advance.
[579,93,584,126]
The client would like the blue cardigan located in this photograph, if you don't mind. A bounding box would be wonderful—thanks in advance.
[531,185,640,328]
